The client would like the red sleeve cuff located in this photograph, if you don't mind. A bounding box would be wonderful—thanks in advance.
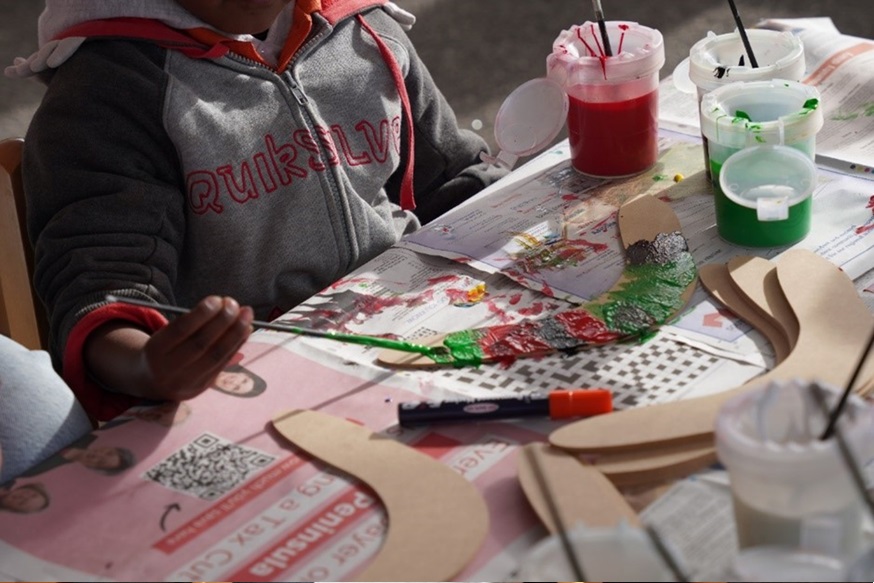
[62,303,168,422]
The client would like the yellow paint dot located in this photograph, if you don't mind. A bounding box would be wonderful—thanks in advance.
[673,173,685,182]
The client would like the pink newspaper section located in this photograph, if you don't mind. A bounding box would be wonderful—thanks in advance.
[0,340,547,581]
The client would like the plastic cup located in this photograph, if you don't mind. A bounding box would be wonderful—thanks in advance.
[673,28,805,179]
[715,380,874,559]
[515,522,678,581]
[730,546,848,582]
[547,21,665,178]
[701,78,823,246]
[717,144,816,247]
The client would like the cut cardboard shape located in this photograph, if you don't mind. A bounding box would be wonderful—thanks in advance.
[590,437,717,487]
[378,194,697,368]
[517,442,639,534]
[726,255,799,349]
[699,262,791,363]
[549,248,874,454]
[271,409,489,582]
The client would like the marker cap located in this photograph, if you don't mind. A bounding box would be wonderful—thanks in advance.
[549,388,613,419]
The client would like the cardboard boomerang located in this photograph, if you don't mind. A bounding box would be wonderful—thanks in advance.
[271,410,489,582]
[698,263,791,363]
[726,255,799,350]
[549,248,874,454]
[584,260,789,486]
[588,436,717,487]
[517,442,639,533]
[378,194,697,368]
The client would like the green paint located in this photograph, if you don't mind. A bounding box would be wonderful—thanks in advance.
[440,329,486,367]
[587,254,697,335]
[291,327,444,357]
[652,174,669,182]
[802,98,820,111]
[734,110,752,121]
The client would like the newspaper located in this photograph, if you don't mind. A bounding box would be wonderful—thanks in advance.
[658,17,874,179]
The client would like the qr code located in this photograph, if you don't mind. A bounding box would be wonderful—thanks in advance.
[144,433,274,500]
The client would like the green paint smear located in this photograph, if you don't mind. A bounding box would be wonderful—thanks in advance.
[734,110,752,121]
[652,174,669,182]
[440,329,486,367]
[309,329,444,356]
[802,98,820,111]
[587,253,697,335]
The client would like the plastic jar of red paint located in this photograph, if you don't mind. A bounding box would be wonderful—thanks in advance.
[547,21,665,178]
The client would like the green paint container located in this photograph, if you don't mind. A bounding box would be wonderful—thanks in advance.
[700,79,823,247]
[717,145,816,247]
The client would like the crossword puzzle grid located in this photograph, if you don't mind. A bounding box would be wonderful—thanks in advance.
[419,332,721,409]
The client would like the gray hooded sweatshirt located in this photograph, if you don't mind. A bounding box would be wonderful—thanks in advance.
[13,0,504,419]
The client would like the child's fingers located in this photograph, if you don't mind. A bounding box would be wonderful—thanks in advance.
[150,295,224,350]
[146,299,252,394]
[186,317,254,394]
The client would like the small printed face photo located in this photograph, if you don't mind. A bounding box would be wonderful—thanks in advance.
[62,446,135,475]
[0,483,50,514]
[211,364,267,398]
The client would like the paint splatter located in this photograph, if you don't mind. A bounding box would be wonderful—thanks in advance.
[854,195,874,235]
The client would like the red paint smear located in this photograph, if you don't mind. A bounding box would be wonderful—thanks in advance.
[445,287,472,303]
[508,293,523,305]
[857,195,874,234]
[561,194,579,201]
[484,300,515,323]
[427,274,459,285]
[517,302,546,317]
[565,237,609,253]
[554,309,622,343]
[576,27,598,57]
[480,321,553,358]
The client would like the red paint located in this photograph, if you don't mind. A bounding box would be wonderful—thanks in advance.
[566,89,659,177]
[554,309,622,344]
[480,322,553,358]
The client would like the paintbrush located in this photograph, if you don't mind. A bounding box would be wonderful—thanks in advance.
[820,323,874,440]
[104,294,447,358]
[524,446,586,580]
[591,0,613,56]
[810,383,874,518]
[726,0,758,67]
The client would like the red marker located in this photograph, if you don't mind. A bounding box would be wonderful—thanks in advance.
[397,388,613,427]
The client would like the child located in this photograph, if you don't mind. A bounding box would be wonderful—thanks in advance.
[8,0,505,422]
[0,334,93,483]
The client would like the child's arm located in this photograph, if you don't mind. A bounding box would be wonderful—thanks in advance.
[84,296,253,402]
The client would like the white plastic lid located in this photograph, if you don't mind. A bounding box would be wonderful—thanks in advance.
[719,145,816,221]
[480,77,568,170]
[673,28,804,95]
[699,79,823,149]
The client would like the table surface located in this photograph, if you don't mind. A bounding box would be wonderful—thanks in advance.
[3,124,874,582]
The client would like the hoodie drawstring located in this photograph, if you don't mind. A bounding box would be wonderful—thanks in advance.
[356,14,416,212]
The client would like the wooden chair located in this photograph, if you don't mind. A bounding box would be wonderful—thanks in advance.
[0,137,49,350]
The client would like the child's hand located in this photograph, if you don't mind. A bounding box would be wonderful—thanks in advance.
[140,296,254,400]
[85,296,254,402]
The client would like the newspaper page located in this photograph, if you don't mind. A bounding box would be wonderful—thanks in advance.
[0,337,559,582]
[658,17,874,179]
